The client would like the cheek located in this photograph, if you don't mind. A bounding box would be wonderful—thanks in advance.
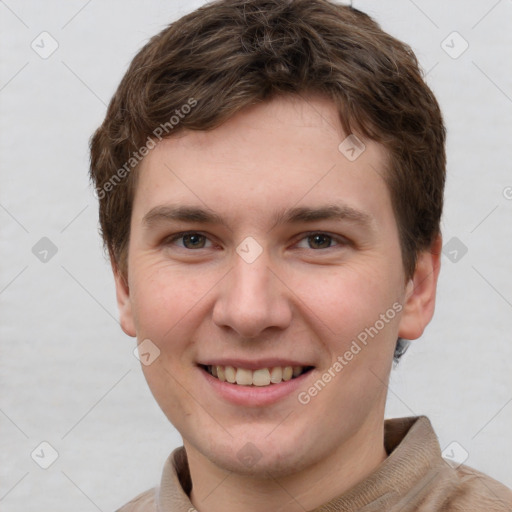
[140,361,196,431]
[131,264,212,422]
[292,263,397,340]
[130,260,212,336]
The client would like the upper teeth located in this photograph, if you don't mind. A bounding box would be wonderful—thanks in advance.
[208,365,305,386]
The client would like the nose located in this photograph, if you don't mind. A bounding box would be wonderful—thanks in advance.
[212,246,292,339]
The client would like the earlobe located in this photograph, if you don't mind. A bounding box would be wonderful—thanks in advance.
[112,261,137,338]
[398,234,442,340]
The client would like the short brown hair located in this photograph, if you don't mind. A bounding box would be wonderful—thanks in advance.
[89,0,446,358]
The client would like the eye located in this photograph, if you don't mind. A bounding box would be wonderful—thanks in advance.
[166,232,213,249]
[295,232,347,250]
[164,231,348,251]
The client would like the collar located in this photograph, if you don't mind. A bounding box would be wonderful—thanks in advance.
[156,416,444,511]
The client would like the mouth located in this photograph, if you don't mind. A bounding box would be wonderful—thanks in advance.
[199,364,314,387]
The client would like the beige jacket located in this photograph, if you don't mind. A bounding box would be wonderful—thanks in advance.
[116,416,512,511]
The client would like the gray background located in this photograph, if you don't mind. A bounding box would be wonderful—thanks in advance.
[1,0,511,510]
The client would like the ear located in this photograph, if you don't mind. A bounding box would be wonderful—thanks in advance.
[398,233,442,340]
[112,259,137,338]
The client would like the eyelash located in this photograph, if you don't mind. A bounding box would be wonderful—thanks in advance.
[164,231,349,251]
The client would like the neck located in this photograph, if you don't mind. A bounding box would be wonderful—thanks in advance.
[185,416,388,512]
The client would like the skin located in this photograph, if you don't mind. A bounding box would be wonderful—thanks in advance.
[113,93,441,512]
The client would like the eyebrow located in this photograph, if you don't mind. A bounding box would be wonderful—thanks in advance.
[142,203,375,231]
[273,204,374,229]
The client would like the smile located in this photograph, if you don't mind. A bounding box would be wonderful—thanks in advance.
[200,364,314,386]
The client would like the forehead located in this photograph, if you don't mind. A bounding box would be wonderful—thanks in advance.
[132,94,393,230]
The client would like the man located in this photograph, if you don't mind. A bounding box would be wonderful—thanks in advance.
[89,0,512,510]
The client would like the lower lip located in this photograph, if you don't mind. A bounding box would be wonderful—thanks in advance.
[198,366,314,407]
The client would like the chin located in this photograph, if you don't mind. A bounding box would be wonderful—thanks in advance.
[203,431,318,478]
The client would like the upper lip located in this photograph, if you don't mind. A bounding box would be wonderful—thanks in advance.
[198,359,314,370]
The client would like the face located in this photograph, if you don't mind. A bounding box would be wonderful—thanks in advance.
[114,94,439,478]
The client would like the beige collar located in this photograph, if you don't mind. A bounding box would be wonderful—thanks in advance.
[156,416,446,511]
